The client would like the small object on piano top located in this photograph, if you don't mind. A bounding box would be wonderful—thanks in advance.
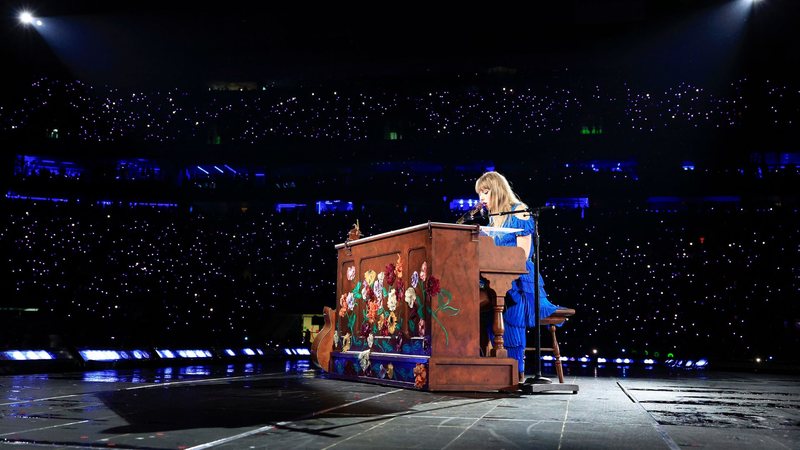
[347,219,363,242]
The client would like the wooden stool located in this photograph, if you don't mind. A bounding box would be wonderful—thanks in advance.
[527,308,575,383]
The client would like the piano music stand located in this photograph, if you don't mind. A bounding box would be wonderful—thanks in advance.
[522,207,579,394]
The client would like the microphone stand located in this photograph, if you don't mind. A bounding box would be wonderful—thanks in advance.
[490,205,579,394]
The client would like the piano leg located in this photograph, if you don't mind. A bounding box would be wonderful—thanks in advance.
[490,296,507,358]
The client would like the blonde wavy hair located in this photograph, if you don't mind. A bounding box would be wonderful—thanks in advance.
[475,171,525,226]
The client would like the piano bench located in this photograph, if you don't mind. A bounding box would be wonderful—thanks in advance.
[526,308,575,383]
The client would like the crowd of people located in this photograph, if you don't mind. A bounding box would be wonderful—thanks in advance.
[1,77,798,143]
[2,196,796,363]
[1,75,796,365]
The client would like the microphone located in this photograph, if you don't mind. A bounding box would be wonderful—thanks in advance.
[457,203,488,225]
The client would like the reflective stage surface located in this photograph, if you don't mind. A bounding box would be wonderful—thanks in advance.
[0,361,797,449]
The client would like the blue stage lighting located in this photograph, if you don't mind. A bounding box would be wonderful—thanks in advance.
[2,350,54,360]
[315,200,354,214]
[243,348,255,356]
[643,358,655,365]
[156,349,176,359]
[597,357,607,363]
[224,349,235,356]
[79,350,124,361]
[695,359,709,368]
[449,198,480,212]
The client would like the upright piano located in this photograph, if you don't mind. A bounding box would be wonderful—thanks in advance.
[312,222,526,391]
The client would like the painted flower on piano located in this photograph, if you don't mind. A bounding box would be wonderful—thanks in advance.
[377,314,387,335]
[405,287,417,308]
[372,280,383,306]
[387,288,398,311]
[411,271,419,288]
[413,363,427,388]
[358,349,371,374]
[420,261,427,282]
[418,319,425,337]
[346,292,355,311]
[395,254,403,279]
[347,266,356,281]
[364,269,377,286]
[377,271,385,287]
[338,293,348,317]
[394,278,405,298]
[367,300,379,324]
[361,284,374,302]
[388,312,398,334]
[342,333,351,352]
[425,276,441,298]
[384,263,396,287]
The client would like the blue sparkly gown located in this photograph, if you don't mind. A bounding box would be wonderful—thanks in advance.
[489,203,560,374]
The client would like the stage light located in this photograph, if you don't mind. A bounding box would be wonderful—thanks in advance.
[243,348,255,356]
[2,350,54,360]
[19,11,34,24]
[294,348,311,356]
[578,356,590,363]
[156,349,176,359]
[597,357,607,363]
[643,358,655,365]
[18,11,43,27]
[224,349,235,356]
[695,359,708,368]
[80,350,123,361]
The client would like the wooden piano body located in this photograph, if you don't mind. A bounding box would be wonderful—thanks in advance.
[311,222,526,391]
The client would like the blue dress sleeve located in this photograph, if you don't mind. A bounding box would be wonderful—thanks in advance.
[509,205,535,237]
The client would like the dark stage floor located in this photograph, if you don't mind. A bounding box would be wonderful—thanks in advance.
[0,361,797,449]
